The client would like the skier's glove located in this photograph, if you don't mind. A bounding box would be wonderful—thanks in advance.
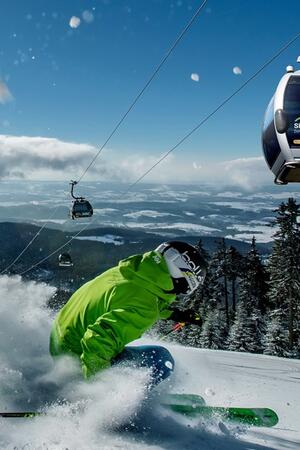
[169,308,202,327]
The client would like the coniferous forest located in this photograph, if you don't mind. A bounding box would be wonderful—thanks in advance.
[154,198,300,359]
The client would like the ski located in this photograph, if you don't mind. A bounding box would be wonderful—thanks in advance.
[0,412,40,418]
[1,395,278,428]
[163,393,206,406]
[161,403,279,427]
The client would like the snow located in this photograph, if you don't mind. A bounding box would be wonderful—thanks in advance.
[216,191,243,198]
[36,219,67,224]
[191,73,200,82]
[249,192,300,200]
[233,66,242,75]
[92,208,119,215]
[124,221,221,235]
[0,275,299,449]
[74,234,124,245]
[226,223,277,243]
[213,201,275,212]
[69,16,81,28]
[124,210,177,219]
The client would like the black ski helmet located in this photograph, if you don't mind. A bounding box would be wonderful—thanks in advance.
[155,241,206,295]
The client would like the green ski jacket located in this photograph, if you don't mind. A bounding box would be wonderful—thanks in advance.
[49,251,176,378]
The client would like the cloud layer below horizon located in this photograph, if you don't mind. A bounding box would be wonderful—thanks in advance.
[0,134,272,190]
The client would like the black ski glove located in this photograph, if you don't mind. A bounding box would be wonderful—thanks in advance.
[168,308,202,327]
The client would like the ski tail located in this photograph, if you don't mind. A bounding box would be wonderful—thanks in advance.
[162,404,279,427]
[0,412,40,418]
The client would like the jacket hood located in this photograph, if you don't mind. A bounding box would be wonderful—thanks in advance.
[118,251,175,303]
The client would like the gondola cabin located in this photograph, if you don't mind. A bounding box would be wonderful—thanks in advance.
[70,198,93,220]
[58,253,73,267]
[262,65,300,184]
[69,180,93,219]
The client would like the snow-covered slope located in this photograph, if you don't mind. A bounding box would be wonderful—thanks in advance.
[158,343,300,450]
[0,275,299,450]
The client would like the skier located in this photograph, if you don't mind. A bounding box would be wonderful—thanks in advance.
[50,241,206,386]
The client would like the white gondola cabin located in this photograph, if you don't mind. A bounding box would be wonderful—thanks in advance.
[262,64,300,184]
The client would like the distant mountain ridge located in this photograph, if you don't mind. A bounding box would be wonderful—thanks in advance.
[0,222,272,290]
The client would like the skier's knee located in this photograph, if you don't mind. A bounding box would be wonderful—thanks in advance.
[162,348,175,372]
[155,347,175,381]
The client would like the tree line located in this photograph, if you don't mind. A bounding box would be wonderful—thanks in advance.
[154,198,300,359]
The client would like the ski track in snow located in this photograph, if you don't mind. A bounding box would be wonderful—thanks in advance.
[0,275,299,450]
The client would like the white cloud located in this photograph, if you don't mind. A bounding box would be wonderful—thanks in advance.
[120,153,272,189]
[191,73,200,82]
[69,16,81,28]
[0,134,273,189]
[220,156,270,190]
[0,135,99,179]
[0,81,13,104]
[233,66,242,75]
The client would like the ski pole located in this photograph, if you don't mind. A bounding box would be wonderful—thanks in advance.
[161,322,186,340]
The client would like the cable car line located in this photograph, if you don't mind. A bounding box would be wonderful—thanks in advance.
[125,30,300,191]
[75,0,208,184]
[0,1,208,276]
[17,30,300,277]
[19,220,93,276]
[0,207,62,275]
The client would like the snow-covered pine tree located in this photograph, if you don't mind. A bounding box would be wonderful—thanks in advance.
[200,308,228,349]
[199,240,227,313]
[189,240,231,350]
[267,198,300,353]
[263,309,292,357]
[245,237,269,313]
[178,323,202,347]
[216,238,230,325]
[226,245,244,314]
[227,279,263,354]
[195,239,210,265]
[227,237,270,354]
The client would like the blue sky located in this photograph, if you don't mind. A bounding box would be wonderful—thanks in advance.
[0,0,299,186]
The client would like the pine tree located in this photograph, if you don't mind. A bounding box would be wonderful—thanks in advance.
[263,309,292,357]
[217,238,230,325]
[200,308,228,349]
[245,237,269,313]
[200,242,226,311]
[195,239,210,263]
[190,239,210,312]
[226,245,244,313]
[227,299,262,353]
[227,238,269,354]
[267,198,300,352]
[181,324,202,347]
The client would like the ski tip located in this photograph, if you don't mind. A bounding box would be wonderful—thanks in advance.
[252,408,279,427]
